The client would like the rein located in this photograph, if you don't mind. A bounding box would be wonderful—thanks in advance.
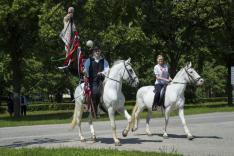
[105,75,121,83]
[104,61,136,84]
[124,61,136,85]
[170,67,201,85]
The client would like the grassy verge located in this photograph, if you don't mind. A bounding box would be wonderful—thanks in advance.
[0,148,181,156]
[0,102,233,128]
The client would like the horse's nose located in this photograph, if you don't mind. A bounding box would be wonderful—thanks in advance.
[199,78,204,85]
[135,79,140,87]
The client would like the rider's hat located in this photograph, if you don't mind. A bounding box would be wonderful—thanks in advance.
[68,7,74,13]
[92,46,100,52]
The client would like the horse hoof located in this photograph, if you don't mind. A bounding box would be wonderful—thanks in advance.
[163,134,168,139]
[163,136,168,139]
[122,130,127,137]
[80,138,86,142]
[131,128,137,132]
[146,132,152,136]
[188,136,194,140]
[115,142,122,146]
[92,137,97,143]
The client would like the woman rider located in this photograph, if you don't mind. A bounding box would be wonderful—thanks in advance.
[152,55,172,111]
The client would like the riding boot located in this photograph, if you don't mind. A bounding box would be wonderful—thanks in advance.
[152,91,160,111]
[152,84,163,111]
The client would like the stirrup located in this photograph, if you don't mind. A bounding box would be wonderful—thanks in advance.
[152,105,157,111]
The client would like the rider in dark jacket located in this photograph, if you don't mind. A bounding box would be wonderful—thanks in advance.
[83,45,109,116]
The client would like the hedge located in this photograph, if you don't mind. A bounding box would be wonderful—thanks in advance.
[0,102,227,113]
[197,97,227,103]
[0,106,6,113]
[0,98,228,112]
[0,103,75,112]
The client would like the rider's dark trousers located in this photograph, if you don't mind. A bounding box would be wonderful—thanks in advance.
[153,84,164,107]
[90,82,101,115]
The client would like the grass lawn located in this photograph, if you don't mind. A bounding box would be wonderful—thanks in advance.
[0,102,233,128]
[0,148,181,156]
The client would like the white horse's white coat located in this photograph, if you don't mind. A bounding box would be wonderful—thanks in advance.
[71,58,139,145]
[131,62,204,139]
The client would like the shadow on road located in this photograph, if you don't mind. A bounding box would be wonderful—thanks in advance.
[1,137,163,148]
[158,133,223,139]
[0,138,73,148]
[98,137,163,145]
[134,133,222,139]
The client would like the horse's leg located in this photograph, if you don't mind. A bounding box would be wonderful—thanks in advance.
[77,105,85,142]
[145,109,153,136]
[132,106,144,132]
[71,103,85,142]
[130,104,138,131]
[163,105,171,138]
[88,113,97,142]
[108,107,121,146]
[179,108,194,140]
[117,107,131,137]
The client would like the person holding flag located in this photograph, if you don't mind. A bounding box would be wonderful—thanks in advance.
[59,6,83,75]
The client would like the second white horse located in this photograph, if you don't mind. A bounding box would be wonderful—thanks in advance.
[130,62,204,140]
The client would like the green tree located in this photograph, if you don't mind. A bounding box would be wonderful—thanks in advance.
[0,0,40,117]
[199,60,227,97]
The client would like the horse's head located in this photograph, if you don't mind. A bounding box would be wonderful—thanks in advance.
[122,58,139,87]
[184,62,204,86]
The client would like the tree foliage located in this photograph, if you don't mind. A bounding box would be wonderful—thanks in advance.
[0,0,233,114]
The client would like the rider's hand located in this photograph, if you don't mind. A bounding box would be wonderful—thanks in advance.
[84,76,89,83]
[97,72,105,81]
[97,72,104,76]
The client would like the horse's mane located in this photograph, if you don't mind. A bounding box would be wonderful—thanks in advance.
[112,60,124,66]
[104,60,124,83]
[173,68,185,80]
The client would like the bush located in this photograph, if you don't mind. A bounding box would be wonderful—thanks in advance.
[125,101,135,106]
[197,97,227,103]
[28,103,74,111]
[0,106,6,113]
[0,98,227,113]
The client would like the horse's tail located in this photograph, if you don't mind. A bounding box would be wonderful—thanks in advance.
[71,102,83,129]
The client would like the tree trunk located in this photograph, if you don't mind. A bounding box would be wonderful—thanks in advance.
[55,92,63,103]
[227,54,233,106]
[168,52,179,78]
[10,50,23,118]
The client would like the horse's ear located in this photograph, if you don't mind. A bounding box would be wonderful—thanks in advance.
[186,62,192,68]
[126,58,131,63]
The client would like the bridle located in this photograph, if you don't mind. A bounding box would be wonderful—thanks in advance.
[184,67,202,84]
[123,61,137,85]
[105,61,137,85]
[171,67,201,85]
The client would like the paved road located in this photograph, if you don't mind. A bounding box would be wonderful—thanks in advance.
[0,112,234,156]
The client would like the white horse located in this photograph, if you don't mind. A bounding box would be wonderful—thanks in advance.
[71,58,139,146]
[130,62,204,140]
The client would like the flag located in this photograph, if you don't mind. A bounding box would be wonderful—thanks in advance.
[59,19,84,75]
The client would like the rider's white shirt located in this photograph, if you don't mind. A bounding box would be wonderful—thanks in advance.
[154,64,169,85]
